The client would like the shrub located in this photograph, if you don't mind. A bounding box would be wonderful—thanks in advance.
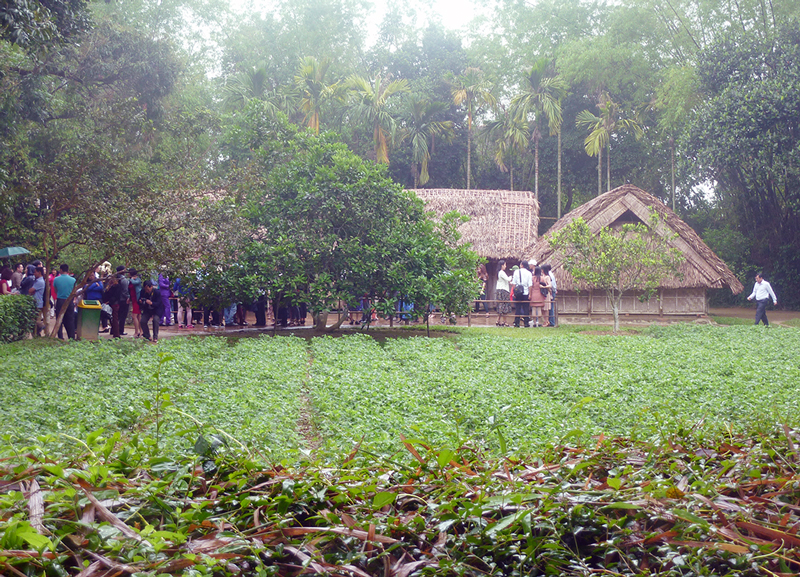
[0,295,37,342]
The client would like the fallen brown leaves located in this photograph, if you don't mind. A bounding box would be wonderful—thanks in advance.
[2,430,800,575]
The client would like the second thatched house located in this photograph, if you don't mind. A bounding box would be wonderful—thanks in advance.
[532,184,744,316]
[409,188,540,303]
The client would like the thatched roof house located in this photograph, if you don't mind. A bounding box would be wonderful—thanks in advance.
[532,185,743,316]
[410,189,539,259]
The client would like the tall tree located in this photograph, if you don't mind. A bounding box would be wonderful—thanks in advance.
[575,94,643,195]
[480,106,528,191]
[451,67,497,189]
[686,21,800,306]
[294,56,340,134]
[402,97,454,187]
[345,74,410,164]
[510,58,567,200]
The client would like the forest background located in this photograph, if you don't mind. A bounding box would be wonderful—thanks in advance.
[1,0,799,307]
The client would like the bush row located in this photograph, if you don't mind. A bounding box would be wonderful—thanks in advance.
[0,295,37,342]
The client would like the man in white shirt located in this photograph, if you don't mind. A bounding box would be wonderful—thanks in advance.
[747,273,777,326]
[511,260,533,328]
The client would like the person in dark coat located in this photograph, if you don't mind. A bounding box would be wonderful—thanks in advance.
[102,275,122,338]
[139,280,165,342]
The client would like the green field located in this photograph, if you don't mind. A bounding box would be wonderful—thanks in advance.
[2,325,800,576]
[3,324,798,458]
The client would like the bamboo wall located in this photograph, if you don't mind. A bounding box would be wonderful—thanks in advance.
[556,288,708,316]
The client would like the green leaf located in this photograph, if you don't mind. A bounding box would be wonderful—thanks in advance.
[602,502,641,510]
[437,449,456,468]
[372,491,396,509]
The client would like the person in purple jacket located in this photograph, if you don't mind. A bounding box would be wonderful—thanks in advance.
[158,273,173,326]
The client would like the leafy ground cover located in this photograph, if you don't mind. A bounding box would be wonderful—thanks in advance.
[309,325,800,455]
[0,336,308,460]
[2,325,800,575]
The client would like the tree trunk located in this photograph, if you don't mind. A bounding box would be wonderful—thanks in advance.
[466,127,472,190]
[606,143,611,192]
[670,138,676,212]
[557,127,562,219]
[534,138,539,201]
[610,289,621,332]
[597,148,602,197]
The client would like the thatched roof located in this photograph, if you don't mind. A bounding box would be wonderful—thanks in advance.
[409,189,539,259]
[531,184,744,293]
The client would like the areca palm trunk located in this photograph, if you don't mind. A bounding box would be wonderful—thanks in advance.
[466,126,472,189]
[597,147,602,197]
[534,138,539,201]
[557,127,562,218]
[606,144,611,192]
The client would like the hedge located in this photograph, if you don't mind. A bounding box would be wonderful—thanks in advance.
[0,295,38,342]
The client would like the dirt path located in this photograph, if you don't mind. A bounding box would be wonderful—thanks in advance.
[709,307,800,325]
[296,351,322,458]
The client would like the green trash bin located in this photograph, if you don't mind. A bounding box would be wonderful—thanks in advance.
[76,299,102,341]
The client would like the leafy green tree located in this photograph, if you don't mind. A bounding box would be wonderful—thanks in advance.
[451,67,497,189]
[0,0,91,49]
[222,62,282,113]
[549,214,684,332]
[238,118,478,332]
[510,58,567,200]
[686,21,800,306]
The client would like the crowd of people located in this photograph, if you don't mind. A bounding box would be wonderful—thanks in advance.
[495,260,557,328]
[1,258,560,338]
[0,261,269,342]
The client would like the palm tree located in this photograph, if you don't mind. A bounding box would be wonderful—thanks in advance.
[480,105,529,190]
[576,94,644,195]
[345,74,410,164]
[510,58,567,201]
[451,67,497,190]
[294,56,340,134]
[222,63,283,116]
[402,97,454,187]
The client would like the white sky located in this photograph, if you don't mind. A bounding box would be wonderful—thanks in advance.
[231,0,483,36]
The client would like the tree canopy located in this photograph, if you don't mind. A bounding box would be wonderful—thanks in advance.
[2,0,800,311]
